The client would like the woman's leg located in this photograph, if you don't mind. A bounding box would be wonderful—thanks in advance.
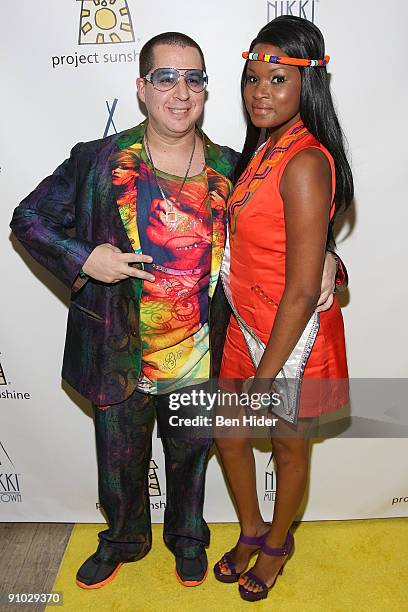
[240,417,313,592]
[215,423,269,575]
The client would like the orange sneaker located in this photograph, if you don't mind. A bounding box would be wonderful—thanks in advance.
[76,554,123,589]
[175,551,208,587]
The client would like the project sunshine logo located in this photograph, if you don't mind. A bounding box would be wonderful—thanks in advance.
[148,459,161,497]
[51,0,139,70]
[78,0,135,45]
[0,362,6,386]
[149,458,166,510]
[96,458,166,512]
[0,355,31,402]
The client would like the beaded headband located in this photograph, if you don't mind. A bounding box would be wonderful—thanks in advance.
[242,51,330,67]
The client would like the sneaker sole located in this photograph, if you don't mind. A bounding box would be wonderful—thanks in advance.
[76,562,123,589]
[175,566,208,587]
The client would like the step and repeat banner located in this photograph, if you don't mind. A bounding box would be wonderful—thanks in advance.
[1,0,408,522]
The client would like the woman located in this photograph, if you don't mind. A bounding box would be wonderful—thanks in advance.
[214,15,353,601]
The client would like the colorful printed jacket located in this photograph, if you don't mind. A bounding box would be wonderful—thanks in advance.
[10,121,239,404]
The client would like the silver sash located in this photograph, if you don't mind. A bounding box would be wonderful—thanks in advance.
[220,229,320,424]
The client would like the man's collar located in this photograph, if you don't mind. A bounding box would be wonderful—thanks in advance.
[115,119,234,176]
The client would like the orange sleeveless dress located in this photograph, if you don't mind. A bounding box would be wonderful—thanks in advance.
[220,121,348,417]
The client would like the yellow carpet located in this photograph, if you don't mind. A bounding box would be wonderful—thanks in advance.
[49,519,408,612]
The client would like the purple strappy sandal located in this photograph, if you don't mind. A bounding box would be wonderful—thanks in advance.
[238,531,294,601]
[213,531,269,584]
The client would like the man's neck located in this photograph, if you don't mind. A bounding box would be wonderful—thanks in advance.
[144,121,204,177]
[145,121,196,154]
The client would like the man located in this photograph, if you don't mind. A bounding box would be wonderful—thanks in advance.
[10,32,342,590]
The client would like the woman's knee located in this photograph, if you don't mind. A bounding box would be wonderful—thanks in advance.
[272,438,310,466]
[215,434,250,455]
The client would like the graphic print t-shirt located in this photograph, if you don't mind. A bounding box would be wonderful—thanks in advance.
[112,142,229,394]
[137,161,212,393]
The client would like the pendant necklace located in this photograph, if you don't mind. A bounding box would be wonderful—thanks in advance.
[144,132,196,224]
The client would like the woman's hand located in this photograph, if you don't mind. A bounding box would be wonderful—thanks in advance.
[315,251,337,312]
[241,376,275,411]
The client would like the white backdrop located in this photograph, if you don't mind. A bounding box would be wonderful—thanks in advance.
[1,0,408,523]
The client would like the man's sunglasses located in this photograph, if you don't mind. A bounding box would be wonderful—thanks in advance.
[143,68,208,93]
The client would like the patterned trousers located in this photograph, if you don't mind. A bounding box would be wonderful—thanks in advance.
[93,386,213,563]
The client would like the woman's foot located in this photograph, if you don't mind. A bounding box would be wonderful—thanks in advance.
[238,551,285,593]
[214,522,270,580]
[239,531,294,598]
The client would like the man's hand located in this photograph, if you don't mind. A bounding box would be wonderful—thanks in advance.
[82,243,155,283]
[315,251,337,313]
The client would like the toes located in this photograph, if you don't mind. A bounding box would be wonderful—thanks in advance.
[239,573,264,593]
[239,575,254,592]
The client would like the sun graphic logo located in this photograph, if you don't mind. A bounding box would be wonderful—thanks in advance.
[78,0,135,45]
[0,362,6,386]
[148,458,161,497]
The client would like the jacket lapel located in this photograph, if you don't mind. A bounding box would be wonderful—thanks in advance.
[201,129,234,297]
[111,121,147,254]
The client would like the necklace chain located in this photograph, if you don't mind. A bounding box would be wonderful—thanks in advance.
[144,131,196,224]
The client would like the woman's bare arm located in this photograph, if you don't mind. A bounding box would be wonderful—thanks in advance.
[254,147,332,384]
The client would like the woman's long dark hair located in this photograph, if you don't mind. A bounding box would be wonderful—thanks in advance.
[234,15,353,246]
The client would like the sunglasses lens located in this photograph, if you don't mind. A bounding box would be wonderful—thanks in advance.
[149,69,207,92]
[184,70,207,92]
[151,68,179,91]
